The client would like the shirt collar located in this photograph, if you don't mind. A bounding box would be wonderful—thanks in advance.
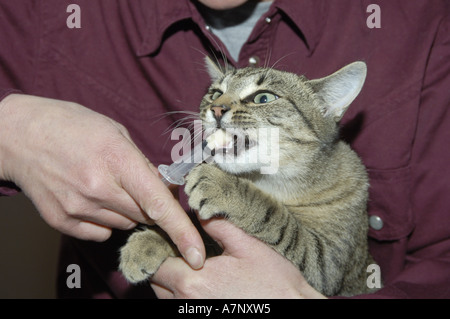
[136,0,327,57]
[273,0,328,53]
[136,0,195,56]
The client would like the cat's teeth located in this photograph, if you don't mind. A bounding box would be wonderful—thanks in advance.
[206,129,233,151]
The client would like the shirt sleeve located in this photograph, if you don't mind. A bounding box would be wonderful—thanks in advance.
[0,1,40,195]
[0,1,40,96]
[350,13,450,299]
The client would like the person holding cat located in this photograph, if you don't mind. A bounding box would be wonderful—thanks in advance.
[0,0,449,299]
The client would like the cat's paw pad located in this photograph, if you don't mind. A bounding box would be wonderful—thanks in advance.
[119,228,177,283]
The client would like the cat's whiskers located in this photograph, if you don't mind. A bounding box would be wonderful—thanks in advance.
[159,111,200,135]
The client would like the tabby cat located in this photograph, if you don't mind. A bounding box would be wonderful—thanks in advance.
[119,58,379,297]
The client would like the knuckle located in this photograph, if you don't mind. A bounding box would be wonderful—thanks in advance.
[86,176,104,195]
[114,122,131,137]
[171,227,195,250]
[62,193,86,218]
[147,196,170,221]
[101,146,129,173]
[79,171,109,201]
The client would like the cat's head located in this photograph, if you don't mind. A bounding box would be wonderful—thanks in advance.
[200,57,366,177]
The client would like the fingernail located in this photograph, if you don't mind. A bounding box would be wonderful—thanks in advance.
[185,247,203,270]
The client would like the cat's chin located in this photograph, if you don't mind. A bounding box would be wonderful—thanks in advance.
[215,161,261,175]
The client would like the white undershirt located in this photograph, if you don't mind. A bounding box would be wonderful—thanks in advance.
[201,1,273,62]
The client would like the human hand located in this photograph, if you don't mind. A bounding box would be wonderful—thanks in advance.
[0,94,205,269]
[151,218,326,299]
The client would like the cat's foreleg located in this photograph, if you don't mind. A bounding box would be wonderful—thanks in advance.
[185,164,298,256]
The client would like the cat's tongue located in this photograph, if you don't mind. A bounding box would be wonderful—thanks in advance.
[206,129,233,151]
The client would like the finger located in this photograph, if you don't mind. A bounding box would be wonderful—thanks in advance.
[78,208,138,230]
[106,179,178,222]
[62,220,113,242]
[120,157,205,269]
[98,188,151,225]
[36,198,114,242]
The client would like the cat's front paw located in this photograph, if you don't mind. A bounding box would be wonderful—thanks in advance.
[119,227,178,283]
[185,164,236,220]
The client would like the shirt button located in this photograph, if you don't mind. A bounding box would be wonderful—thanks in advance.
[205,25,211,31]
[369,215,384,230]
[248,56,260,67]
[265,17,272,24]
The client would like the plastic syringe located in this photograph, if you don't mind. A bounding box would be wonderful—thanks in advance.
[158,129,234,186]
[158,140,213,186]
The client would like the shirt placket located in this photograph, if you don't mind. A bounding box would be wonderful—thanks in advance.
[197,9,279,69]
[237,11,280,68]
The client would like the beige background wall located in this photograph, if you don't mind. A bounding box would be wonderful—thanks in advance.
[0,193,60,298]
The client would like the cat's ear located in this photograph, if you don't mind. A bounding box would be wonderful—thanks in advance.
[309,61,367,121]
[205,56,225,82]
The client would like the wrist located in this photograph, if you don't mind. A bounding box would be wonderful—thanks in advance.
[0,93,30,182]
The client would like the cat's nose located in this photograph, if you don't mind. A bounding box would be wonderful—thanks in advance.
[210,105,230,120]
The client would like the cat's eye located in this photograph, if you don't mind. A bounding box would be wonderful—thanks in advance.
[253,92,278,104]
[211,91,223,101]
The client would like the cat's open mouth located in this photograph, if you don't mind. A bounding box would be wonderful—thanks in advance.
[206,129,257,157]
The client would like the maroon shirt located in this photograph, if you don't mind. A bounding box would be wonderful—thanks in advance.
[1,0,449,298]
